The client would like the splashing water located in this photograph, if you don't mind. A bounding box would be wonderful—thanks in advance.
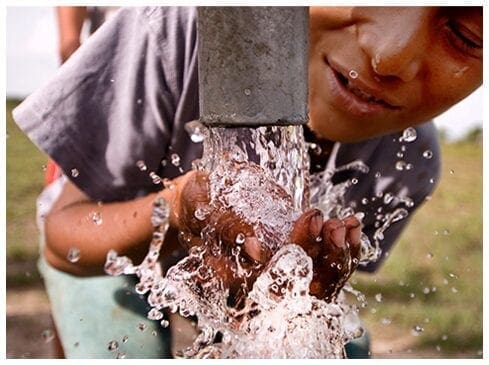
[105,125,408,358]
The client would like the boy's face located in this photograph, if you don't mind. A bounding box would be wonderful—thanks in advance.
[308,7,482,142]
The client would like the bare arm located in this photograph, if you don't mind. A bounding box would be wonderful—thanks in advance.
[56,6,87,63]
[44,173,192,276]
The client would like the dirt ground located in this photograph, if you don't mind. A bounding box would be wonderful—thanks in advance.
[6,282,450,359]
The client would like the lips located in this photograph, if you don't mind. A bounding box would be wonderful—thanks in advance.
[324,58,401,116]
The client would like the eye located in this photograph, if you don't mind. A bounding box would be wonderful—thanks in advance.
[444,19,482,58]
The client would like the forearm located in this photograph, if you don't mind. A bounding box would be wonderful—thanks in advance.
[44,188,174,276]
[57,6,87,62]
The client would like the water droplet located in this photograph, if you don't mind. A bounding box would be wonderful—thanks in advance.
[185,120,206,143]
[149,171,161,185]
[448,272,458,279]
[147,308,163,320]
[423,150,433,159]
[162,178,174,190]
[383,193,394,205]
[308,143,322,155]
[71,168,79,178]
[107,340,119,351]
[449,169,454,174]
[405,163,413,170]
[67,247,81,263]
[442,334,448,341]
[429,178,435,184]
[194,207,209,221]
[422,287,430,294]
[409,292,416,298]
[136,99,142,105]
[41,164,47,171]
[396,152,404,158]
[89,211,103,225]
[160,319,169,328]
[381,317,392,325]
[451,287,458,293]
[110,79,115,83]
[244,88,251,96]
[426,252,434,259]
[443,229,450,235]
[41,329,55,343]
[137,322,147,332]
[235,233,246,245]
[136,160,147,171]
[395,160,406,171]
[374,172,381,178]
[122,335,129,343]
[116,352,126,359]
[411,325,424,336]
[374,293,382,302]
[171,153,181,166]
[361,198,369,205]
[436,345,441,352]
[348,69,359,79]
[401,127,417,142]
[351,178,358,185]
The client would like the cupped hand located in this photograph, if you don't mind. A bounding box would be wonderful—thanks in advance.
[289,209,362,301]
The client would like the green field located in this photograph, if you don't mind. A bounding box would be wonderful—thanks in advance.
[6,99,482,357]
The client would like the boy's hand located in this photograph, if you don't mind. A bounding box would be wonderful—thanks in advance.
[168,169,362,302]
[289,210,362,301]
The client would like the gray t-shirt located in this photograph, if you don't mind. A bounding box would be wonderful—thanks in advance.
[13,6,440,272]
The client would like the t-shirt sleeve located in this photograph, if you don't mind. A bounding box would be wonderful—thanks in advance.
[12,7,198,202]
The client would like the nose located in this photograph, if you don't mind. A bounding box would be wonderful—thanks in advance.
[356,7,431,82]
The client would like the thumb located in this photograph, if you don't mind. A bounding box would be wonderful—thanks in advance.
[289,208,324,259]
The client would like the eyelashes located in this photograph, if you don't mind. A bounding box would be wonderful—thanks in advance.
[444,20,482,58]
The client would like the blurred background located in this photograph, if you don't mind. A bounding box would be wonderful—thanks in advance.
[5,7,482,358]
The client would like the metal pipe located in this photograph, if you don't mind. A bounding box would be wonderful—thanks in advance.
[197,7,309,127]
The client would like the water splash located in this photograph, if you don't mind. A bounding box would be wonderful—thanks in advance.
[104,125,411,358]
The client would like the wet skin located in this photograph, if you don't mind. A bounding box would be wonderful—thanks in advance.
[175,169,362,302]
[309,7,482,142]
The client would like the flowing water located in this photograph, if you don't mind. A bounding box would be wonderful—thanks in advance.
[105,124,402,358]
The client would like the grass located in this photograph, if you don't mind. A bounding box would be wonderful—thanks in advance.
[351,141,482,357]
[5,99,482,357]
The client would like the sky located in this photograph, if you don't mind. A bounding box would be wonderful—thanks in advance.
[6,6,483,141]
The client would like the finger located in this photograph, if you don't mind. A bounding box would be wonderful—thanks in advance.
[343,215,362,260]
[289,208,324,259]
[323,218,346,249]
[180,171,211,233]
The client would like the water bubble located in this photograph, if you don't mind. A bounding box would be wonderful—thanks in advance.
[235,233,246,245]
[107,340,119,351]
[383,193,394,205]
[71,168,79,178]
[136,160,147,171]
[41,329,55,343]
[401,127,417,142]
[351,178,358,185]
[171,153,181,166]
[185,120,206,143]
[374,293,382,302]
[147,308,163,320]
[148,171,161,185]
[67,247,81,263]
[137,322,147,332]
[116,352,126,359]
[89,211,103,225]
[348,69,359,79]
[423,150,433,159]
[244,88,251,96]
[160,319,170,328]
[122,335,129,343]
[395,160,406,171]
[411,325,424,336]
